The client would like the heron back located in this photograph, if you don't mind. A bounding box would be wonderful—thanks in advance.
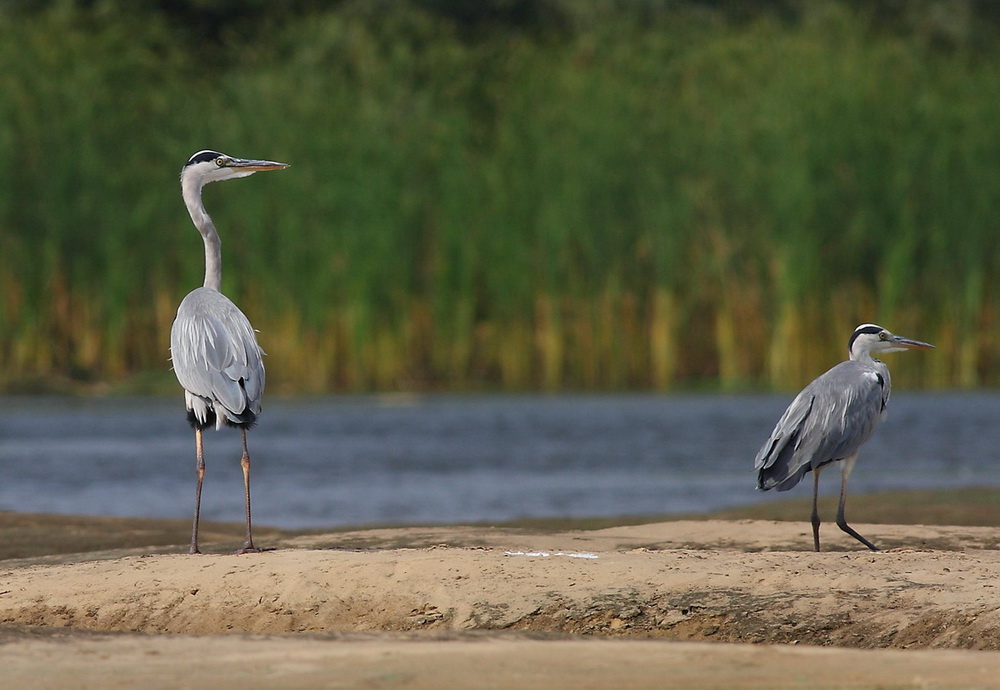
[170,287,265,430]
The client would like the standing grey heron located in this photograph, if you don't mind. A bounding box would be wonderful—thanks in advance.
[754,323,934,552]
[170,149,289,554]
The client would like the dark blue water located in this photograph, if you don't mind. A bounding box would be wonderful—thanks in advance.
[0,393,996,528]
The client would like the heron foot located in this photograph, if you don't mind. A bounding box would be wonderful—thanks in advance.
[234,546,275,555]
[836,519,880,552]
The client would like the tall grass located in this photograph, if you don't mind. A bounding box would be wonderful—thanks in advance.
[1,4,999,392]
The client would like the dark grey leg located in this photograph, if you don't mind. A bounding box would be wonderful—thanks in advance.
[835,456,878,552]
[189,428,205,555]
[811,469,822,552]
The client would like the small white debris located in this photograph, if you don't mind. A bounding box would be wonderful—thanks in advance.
[504,551,598,559]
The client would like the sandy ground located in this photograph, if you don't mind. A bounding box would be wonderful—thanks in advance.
[4,512,1000,688]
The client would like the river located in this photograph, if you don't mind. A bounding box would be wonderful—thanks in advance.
[0,392,995,528]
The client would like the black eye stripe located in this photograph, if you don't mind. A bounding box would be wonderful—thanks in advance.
[185,150,223,167]
[848,325,886,352]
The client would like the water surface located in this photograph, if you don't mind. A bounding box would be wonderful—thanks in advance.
[0,393,996,528]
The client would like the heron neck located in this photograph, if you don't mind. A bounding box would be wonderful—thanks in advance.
[182,176,223,292]
[849,350,883,369]
[200,228,223,292]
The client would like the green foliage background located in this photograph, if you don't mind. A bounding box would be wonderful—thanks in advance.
[1,0,999,393]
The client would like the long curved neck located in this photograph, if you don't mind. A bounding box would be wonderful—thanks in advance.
[182,175,222,292]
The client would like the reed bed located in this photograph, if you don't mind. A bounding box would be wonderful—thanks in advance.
[1,3,998,392]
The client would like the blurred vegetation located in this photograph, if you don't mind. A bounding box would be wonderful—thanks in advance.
[1,0,999,393]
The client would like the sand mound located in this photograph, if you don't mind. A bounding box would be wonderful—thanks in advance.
[5,518,1000,688]
[3,519,1000,647]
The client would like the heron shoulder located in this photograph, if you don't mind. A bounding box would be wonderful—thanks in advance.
[175,286,244,316]
[173,289,261,344]
[172,288,264,362]
[801,359,888,440]
[805,359,887,397]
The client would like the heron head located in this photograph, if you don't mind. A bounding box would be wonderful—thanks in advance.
[848,323,935,360]
[181,150,289,188]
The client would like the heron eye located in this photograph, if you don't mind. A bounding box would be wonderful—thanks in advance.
[215,157,226,167]
[879,332,888,340]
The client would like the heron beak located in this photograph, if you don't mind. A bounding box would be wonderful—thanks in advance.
[228,158,290,173]
[892,335,935,350]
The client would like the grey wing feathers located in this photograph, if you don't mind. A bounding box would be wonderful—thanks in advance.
[755,361,886,492]
[170,288,265,429]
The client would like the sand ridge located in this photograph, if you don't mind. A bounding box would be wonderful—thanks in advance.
[3,519,1000,643]
[4,518,1000,688]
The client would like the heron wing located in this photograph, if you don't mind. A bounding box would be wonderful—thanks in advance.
[170,288,265,424]
[755,361,886,492]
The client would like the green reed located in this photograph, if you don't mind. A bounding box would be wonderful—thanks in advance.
[1,4,999,392]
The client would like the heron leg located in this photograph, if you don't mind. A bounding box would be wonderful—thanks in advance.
[189,428,206,555]
[811,467,823,552]
[835,455,879,552]
[236,428,260,554]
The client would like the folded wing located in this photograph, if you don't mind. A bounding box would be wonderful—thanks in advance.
[170,287,265,429]
[755,361,886,491]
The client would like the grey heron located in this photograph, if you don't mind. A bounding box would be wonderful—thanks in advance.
[170,149,289,554]
[754,323,934,552]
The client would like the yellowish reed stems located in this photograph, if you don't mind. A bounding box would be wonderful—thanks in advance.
[534,295,563,391]
[767,301,817,389]
[497,320,534,388]
[715,308,740,387]
[648,288,679,390]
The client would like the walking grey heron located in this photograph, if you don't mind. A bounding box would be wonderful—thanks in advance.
[754,323,934,552]
[170,149,289,554]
